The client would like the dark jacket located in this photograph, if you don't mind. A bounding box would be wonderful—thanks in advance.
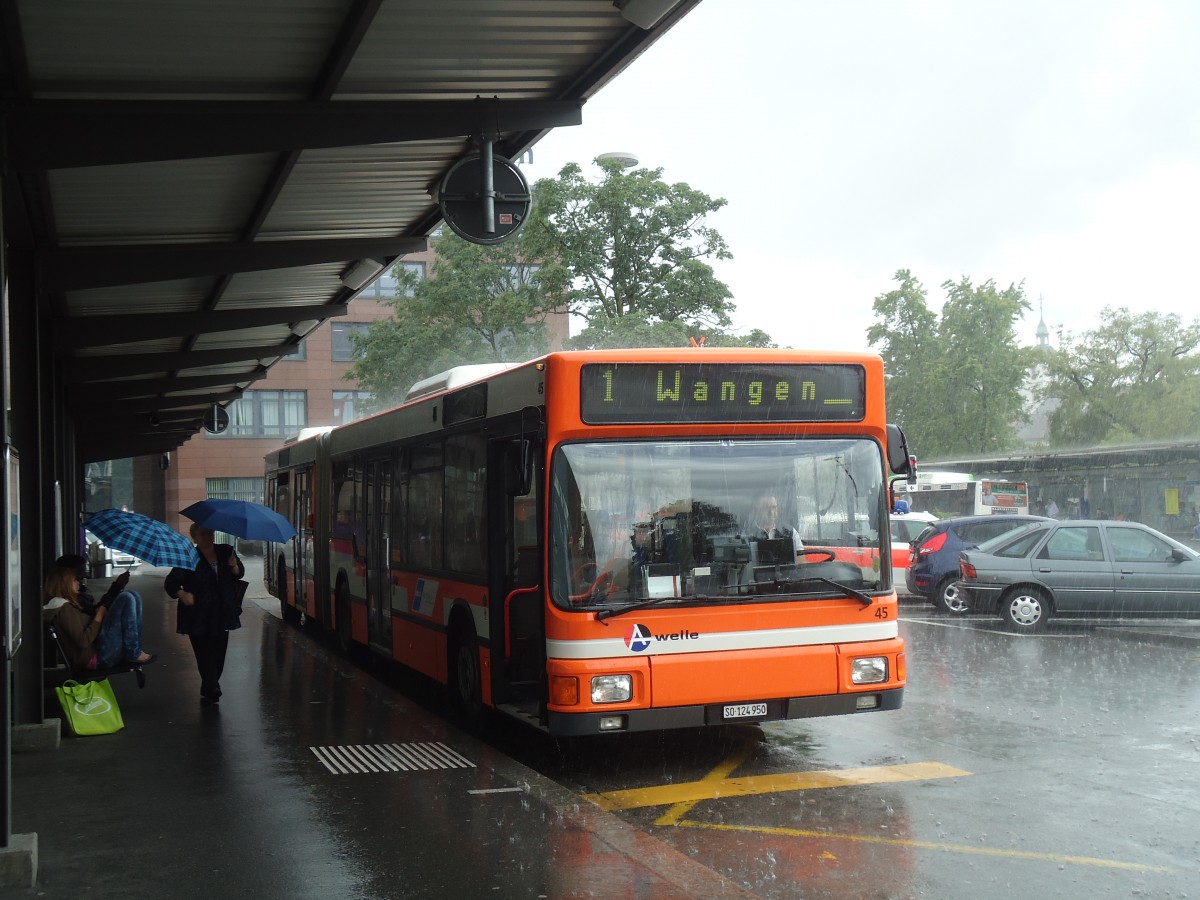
[165,543,245,636]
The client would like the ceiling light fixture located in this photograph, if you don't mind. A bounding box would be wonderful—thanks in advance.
[340,259,385,291]
[614,0,678,29]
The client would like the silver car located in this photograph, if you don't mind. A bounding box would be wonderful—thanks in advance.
[958,519,1200,631]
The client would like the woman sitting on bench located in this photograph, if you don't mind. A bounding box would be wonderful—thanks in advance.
[42,566,156,671]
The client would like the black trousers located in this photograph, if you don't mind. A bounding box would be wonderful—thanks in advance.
[189,633,230,698]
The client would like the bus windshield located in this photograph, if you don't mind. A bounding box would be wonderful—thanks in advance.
[549,437,888,610]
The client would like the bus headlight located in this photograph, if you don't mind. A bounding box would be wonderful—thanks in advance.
[591,674,633,704]
[851,657,888,684]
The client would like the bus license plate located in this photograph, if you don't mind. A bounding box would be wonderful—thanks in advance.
[723,703,767,719]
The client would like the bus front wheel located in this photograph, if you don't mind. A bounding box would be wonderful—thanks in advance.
[450,623,483,722]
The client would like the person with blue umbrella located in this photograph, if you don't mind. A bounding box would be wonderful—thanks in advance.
[164,523,245,705]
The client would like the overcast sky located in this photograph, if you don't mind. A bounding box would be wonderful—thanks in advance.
[521,0,1200,352]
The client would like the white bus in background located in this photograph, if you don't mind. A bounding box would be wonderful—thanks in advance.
[895,471,1029,518]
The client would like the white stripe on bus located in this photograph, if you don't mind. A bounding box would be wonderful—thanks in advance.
[545,620,898,660]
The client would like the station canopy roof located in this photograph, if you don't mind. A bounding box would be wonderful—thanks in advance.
[1,0,699,462]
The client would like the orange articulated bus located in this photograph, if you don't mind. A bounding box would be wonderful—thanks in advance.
[264,349,915,736]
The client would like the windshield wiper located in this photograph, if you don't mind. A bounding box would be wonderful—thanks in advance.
[595,595,683,622]
[741,575,874,607]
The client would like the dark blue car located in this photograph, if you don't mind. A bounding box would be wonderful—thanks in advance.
[906,514,1049,613]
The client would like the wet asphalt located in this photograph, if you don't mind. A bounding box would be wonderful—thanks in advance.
[10,560,752,900]
[13,564,1200,899]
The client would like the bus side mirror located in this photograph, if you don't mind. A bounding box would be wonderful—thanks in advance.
[504,439,534,497]
[886,424,917,482]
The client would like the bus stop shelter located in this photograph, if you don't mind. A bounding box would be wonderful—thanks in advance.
[0,0,701,883]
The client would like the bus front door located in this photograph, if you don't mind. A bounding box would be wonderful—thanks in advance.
[488,437,544,706]
[365,455,394,653]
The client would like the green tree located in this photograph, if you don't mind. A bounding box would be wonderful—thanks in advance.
[1041,307,1200,446]
[350,231,566,407]
[866,270,939,447]
[526,157,772,349]
[868,271,1032,459]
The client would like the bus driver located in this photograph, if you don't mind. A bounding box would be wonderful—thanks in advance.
[750,493,804,554]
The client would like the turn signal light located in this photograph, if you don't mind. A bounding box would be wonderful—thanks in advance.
[551,676,579,706]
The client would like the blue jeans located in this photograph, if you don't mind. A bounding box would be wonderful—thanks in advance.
[94,590,144,666]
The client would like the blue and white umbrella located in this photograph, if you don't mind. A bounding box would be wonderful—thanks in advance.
[181,498,297,542]
[85,509,199,569]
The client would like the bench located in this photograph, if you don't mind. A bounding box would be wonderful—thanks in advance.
[44,624,147,689]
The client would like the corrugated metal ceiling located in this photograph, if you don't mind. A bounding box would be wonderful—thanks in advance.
[1,0,700,461]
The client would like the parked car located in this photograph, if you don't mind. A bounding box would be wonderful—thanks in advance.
[815,510,938,589]
[889,511,938,591]
[85,529,142,573]
[958,519,1200,632]
[906,514,1049,613]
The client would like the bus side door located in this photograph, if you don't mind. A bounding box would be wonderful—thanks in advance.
[293,466,313,613]
[364,454,395,652]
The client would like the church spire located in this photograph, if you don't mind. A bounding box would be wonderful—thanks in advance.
[1036,296,1050,350]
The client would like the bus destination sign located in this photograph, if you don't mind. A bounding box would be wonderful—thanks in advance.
[579,363,866,424]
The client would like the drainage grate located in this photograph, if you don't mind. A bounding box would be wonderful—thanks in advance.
[310,742,476,775]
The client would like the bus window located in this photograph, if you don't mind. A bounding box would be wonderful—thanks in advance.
[550,438,886,608]
[390,452,407,565]
[408,443,443,569]
[445,434,487,576]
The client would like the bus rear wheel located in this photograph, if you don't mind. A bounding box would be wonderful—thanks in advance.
[336,582,353,654]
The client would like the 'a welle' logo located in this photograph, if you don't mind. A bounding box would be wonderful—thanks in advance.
[624,624,700,652]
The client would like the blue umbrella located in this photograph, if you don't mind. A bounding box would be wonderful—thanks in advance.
[85,509,199,569]
[181,499,297,542]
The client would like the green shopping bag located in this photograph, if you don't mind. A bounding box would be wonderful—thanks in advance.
[55,678,125,736]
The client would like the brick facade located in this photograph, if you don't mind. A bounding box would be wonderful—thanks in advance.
[154,248,567,534]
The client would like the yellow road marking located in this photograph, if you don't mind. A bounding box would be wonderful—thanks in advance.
[654,744,754,826]
[586,748,1166,874]
[585,761,970,812]
[673,820,1171,873]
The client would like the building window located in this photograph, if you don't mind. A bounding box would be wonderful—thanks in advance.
[332,323,370,361]
[505,262,539,287]
[332,390,373,424]
[282,339,306,360]
[395,261,425,296]
[217,390,307,438]
[205,477,264,504]
[365,262,425,300]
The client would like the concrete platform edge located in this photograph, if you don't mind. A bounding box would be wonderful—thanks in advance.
[12,721,61,753]
[0,833,38,889]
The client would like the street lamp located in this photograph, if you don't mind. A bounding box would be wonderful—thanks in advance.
[597,151,639,169]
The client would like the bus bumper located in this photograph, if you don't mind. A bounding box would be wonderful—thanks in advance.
[545,687,904,736]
